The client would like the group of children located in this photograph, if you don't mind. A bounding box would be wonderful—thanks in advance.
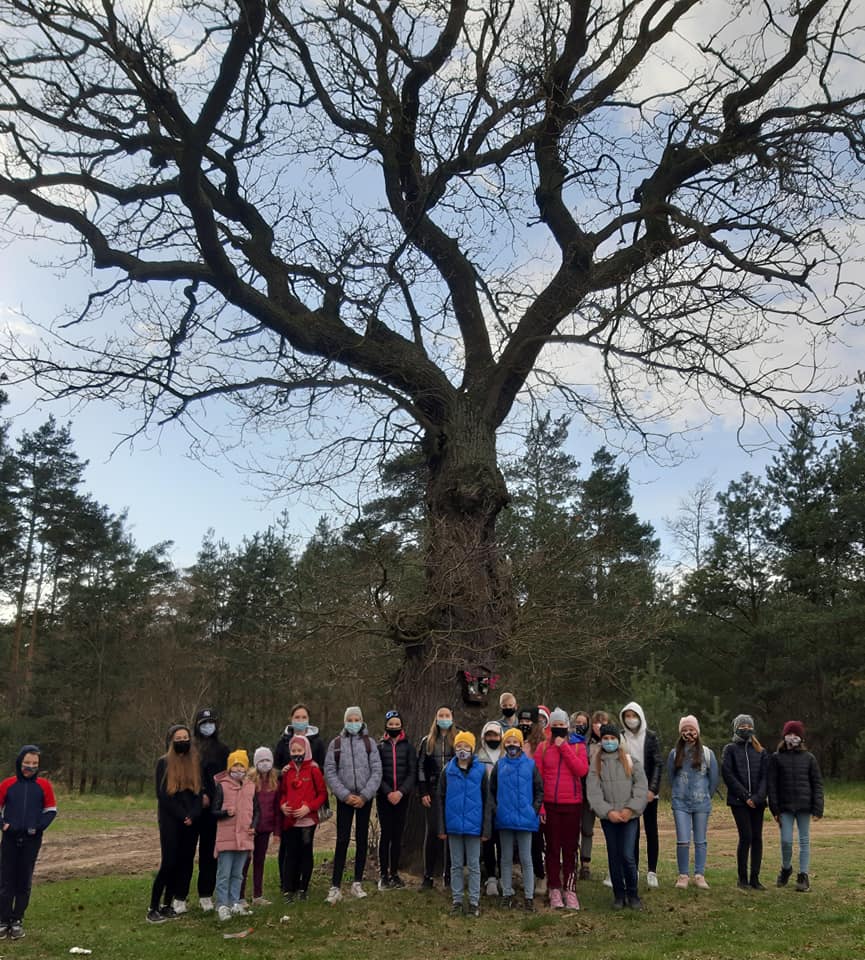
[0,694,825,937]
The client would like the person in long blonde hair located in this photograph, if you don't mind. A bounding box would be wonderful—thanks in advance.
[417,705,457,889]
[147,724,202,924]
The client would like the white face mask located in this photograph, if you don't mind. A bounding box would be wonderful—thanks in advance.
[785,734,802,748]
[624,717,640,731]
[256,760,273,773]
[198,722,217,737]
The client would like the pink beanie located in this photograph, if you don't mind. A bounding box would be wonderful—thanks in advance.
[679,715,700,735]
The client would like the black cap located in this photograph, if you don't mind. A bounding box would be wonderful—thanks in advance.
[518,707,539,724]
[195,707,218,724]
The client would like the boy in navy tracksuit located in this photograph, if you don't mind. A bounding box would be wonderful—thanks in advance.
[0,745,58,939]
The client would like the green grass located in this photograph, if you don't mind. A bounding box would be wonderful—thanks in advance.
[12,783,865,960]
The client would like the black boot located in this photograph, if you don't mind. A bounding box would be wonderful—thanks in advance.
[795,872,810,892]
[776,866,793,887]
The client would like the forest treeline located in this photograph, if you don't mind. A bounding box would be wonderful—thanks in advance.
[1,391,864,791]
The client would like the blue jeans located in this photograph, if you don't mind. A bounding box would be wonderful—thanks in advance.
[779,811,811,873]
[673,808,709,876]
[600,819,639,900]
[499,829,534,898]
[215,850,249,907]
[448,835,481,906]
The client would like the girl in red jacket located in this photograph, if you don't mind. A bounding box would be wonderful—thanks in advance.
[279,735,328,901]
[535,707,589,910]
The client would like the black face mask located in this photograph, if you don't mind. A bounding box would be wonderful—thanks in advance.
[386,728,401,738]
[291,755,304,765]
[519,725,532,737]
[485,740,501,750]
[736,728,753,740]
[550,727,568,740]
[173,741,191,754]
[501,707,516,718]
[573,724,588,737]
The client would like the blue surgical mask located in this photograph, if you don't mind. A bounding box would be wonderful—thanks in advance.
[198,722,217,737]
[345,721,363,735]
[602,740,619,753]
[292,720,309,733]
[437,718,453,730]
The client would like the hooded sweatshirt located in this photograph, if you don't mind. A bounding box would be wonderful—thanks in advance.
[618,701,663,795]
[476,721,504,771]
[0,746,57,835]
[275,723,325,769]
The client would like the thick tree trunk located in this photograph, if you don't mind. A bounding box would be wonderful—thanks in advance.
[393,400,513,871]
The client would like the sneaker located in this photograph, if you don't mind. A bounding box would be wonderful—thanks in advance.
[693,874,710,890]
[159,905,180,920]
[0,922,8,937]
[535,877,547,895]
[378,877,390,891]
[485,877,499,897]
[450,901,463,916]
[252,897,271,906]
[199,897,215,912]
[469,903,480,918]
[549,888,564,909]
[9,922,24,940]
[524,897,535,912]
[420,877,434,891]
[390,875,406,889]
[500,895,513,909]
[777,866,793,887]
[626,895,643,911]
[146,909,167,925]
[349,881,367,899]
[171,898,188,915]
[325,886,343,905]
[611,898,626,910]
[283,892,295,904]
[675,874,690,889]
[795,872,811,893]
[565,890,580,910]
[603,875,613,888]
[646,871,659,889]
[750,879,766,891]
[578,864,591,881]
[231,902,253,916]
[737,879,751,890]
[217,905,232,922]
[297,890,308,901]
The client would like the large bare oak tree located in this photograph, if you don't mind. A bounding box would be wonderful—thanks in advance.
[1,0,864,719]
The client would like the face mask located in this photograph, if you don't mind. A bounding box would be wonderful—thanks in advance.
[256,760,273,772]
[345,721,363,735]
[290,755,304,764]
[736,728,753,740]
[198,722,217,737]
[519,725,532,737]
[624,717,641,731]
[550,727,568,740]
[785,734,802,748]
[505,744,521,757]
[292,720,309,733]
[484,739,501,750]
[21,764,39,777]
[173,741,191,754]
[681,730,698,742]
[456,748,472,761]
[502,707,516,718]
[573,724,588,737]
[437,718,453,730]
[602,740,619,753]
[386,728,401,738]
[230,769,246,781]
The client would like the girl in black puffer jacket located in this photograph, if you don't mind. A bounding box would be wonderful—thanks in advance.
[376,711,417,890]
[767,720,823,893]
[721,714,768,889]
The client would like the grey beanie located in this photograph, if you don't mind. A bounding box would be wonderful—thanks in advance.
[344,705,363,722]
[549,707,569,726]
[733,713,755,733]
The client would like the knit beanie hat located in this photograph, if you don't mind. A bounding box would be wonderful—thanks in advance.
[732,714,755,733]
[549,707,569,727]
[227,749,249,770]
[502,727,524,745]
[538,705,551,727]
[165,723,190,747]
[253,746,273,767]
[599,722,620,739]
[344,706,363,722]
[783,720,805,739]
[454,730,476,752]
[679,715,700,735]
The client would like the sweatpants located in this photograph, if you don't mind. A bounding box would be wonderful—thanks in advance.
[281,826,316,893]
[0,833,42,923]
[240,830,273,900]
[150,817,197,911]
[543,802,581,891]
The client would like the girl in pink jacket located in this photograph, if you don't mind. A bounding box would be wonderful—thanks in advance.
[534,708,589,910]
[213,750,258,921]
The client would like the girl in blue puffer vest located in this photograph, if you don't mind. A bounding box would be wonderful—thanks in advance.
[490,727,543,911]
[436,731,491,917]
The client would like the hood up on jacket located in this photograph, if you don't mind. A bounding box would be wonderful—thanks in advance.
[289,735,313,761]
[619,701,648,763]
[16,745,41,779]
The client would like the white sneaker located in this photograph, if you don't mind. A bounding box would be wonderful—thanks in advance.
[252,897,271,906]
[603,876,613,888]
[485,877,499,897]
[231,902,252,916]
[325,886,343,905]
[647,871,659,889]
[349,882,367,899]
[199,897,214,912]
[171,899,187,915]
[534,877,547,895]
[217,905,232,922]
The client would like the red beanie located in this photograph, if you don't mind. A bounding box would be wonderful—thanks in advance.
[783,720,805,739]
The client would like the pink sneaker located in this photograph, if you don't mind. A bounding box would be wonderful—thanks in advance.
[549,888,564,909]
[675,874,689,889]
[564,890,580,910]
[694,874,710,890]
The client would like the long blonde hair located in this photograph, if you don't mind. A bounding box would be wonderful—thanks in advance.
[425,708,456,754]
[595,740,633,778]
[248,767,279,791]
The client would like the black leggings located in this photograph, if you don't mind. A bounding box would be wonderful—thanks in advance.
[332,800,371,886]
[151,818,197,910]
[377,796,409,877]
[280,826,316,893]
[731,804,765,882]
[634,797,659,873]
[422,799,450,881]
[482,830,501,880]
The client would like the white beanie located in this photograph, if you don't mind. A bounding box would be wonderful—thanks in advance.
[253,746,273,766]
[549,707,569,726]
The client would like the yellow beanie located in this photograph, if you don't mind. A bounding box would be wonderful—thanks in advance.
[454,730,476,752]
[502,727,524,745]
[227,749,249,770]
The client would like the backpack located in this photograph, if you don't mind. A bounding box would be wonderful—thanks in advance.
[333,733,372,764]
